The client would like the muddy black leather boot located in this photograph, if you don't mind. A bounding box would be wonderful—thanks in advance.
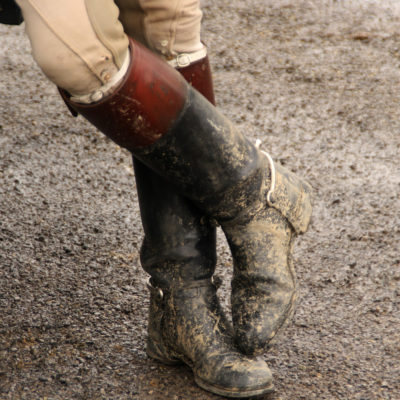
[62,38,312,358]
[132,54,273,397]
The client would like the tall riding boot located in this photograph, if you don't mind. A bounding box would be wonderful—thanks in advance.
[133,54,273,397]
[62,38,312,357]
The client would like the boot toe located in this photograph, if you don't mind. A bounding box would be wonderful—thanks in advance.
[194,355,274,398]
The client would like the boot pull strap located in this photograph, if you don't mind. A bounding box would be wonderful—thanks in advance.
[255,139,276,205]
[166,46,208,68]
[255,140,312,234]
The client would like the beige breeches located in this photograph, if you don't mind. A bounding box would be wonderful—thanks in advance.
[16,0,203,96]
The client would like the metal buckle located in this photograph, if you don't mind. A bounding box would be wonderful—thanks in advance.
[176,53,191,68]
[167,46,208,69]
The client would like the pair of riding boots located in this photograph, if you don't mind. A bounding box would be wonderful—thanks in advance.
[62,39,312,398]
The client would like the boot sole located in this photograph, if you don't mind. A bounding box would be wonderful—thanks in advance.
[195,376,274,399]
[148,342,274,398]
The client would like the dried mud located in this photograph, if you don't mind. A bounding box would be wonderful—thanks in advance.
[1,1,399,399]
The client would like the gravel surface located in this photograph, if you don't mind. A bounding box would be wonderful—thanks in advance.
[1,1,399,399]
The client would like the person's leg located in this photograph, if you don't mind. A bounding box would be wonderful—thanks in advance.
[64,38,313,357]
[16,1,274,397]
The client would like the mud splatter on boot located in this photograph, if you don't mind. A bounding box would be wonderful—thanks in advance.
[224,161,312,355]
[146,278,274,398]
